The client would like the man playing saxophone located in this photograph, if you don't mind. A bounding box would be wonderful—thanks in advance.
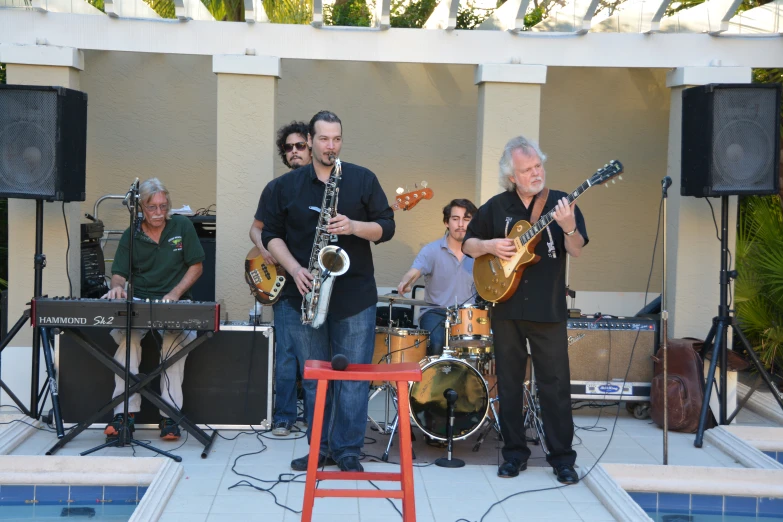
[262,110,395,473]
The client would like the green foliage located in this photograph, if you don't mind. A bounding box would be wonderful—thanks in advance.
[753,68,783,136]
[144,0,176,18]
[390,0,436,28]
[87,0,105,11]
[263,0,312,23]
[325,0,372,26]
[736,196,783,374]
[523,5,544,27]
[456,0,494,29]
[0,63,6,85]
[666,0,772,17]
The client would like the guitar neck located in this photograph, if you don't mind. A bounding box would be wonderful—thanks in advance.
[520,180,591,244]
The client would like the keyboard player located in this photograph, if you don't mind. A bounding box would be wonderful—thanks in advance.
[101,178,205,442]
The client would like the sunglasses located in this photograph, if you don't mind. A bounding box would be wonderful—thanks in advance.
[284,142,308,153]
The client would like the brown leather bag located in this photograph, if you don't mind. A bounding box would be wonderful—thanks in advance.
[650,338,705,433]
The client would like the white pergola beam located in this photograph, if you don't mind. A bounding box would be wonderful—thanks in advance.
[575,0,600,34]
[643,0,673,33]
[312,0,323,27]
[244,0,254,23]
[1,11,782,67]
[708,0,745,34]
[512,0,531,31]
[174,0,188,20]
[378,0,390,29]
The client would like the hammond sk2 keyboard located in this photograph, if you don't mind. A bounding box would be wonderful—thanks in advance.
[32,297,220,331]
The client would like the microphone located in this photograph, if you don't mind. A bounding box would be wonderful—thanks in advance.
[331,353,349,371]
[443,388,458,404]
[662,176,672,189]
[122,178,140,209]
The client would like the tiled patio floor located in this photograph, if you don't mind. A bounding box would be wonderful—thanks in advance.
[6,399,777,522]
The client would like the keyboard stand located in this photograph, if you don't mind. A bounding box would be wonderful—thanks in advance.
[46,328,219,458]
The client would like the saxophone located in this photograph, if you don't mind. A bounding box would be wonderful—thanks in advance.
[301,156,351,328]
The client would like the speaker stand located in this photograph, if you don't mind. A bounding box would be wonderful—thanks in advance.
[694,196,783,447]
[0,200,65,436]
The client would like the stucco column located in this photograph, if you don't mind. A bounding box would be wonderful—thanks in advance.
[2,45,84,411]
[666,67,752,422]
[475,64,546,204]
[213,55,279,322]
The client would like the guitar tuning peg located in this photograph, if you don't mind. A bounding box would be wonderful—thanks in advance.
[618,175,623,181]
[414,182,418,188]
[604,183,609,188]
[611,179,616,184]
[396,187,404,195]
[421,181,428,188]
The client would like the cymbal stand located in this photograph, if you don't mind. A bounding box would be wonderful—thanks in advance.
[367,298,398,434]
[523,360,548,454]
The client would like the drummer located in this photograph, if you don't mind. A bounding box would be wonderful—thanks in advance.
[397,198,478,355]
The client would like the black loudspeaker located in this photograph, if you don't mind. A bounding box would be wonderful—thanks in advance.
[681,83,781,198]
[0,85,87,202]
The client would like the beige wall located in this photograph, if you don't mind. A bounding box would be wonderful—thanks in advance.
[56,54,669,317]
[79,51,218,258]
[540,67,670,297]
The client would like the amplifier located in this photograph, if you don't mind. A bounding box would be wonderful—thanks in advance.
[567,316,658,401]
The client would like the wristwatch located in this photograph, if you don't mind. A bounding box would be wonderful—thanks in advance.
[565,228,577,236]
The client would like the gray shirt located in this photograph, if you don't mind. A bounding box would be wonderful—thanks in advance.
[412,235,476,313]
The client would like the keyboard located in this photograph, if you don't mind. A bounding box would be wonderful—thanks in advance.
[32,297,220,331]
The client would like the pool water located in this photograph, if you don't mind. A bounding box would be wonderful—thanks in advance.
[0,485,145,521]
[630,492,783,521]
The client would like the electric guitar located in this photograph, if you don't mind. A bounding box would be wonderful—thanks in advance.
[392,183,434,211]
[245,185,435,305]
[473,161,624,303]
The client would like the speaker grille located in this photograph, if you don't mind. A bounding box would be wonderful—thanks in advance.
[711,88,778,194]
[0,89,59,198]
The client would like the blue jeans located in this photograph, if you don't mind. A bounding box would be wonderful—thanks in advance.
[419,308,447,356]
[276,299,375,462]
[272,300,299,425]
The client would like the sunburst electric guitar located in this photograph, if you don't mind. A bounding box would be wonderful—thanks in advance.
[474,161,623,303]
[245,184,435,305]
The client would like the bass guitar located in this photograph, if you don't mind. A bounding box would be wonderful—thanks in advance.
[245,185,435,305]
[473,161,623,303]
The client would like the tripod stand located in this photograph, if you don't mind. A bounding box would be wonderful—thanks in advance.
[0,200,64,437]
[694,195,783,447]
[80,180,180,461]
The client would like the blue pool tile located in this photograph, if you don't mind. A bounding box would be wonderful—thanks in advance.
[104,486,138,504]
[138,486,148,501]
[34,485,69,505]
[658,492,690,513]
[629,492,658,510]
[0,485,35,506]
[0,505,34,519]
[726,496,758,516]
[691,494,723,514]
[759,497,783,517]
[69,485,103,505]
[777,453,783,465]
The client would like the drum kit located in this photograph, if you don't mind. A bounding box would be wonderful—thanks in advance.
[371,293,508,464]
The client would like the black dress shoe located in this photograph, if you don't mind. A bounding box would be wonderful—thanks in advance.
[553,464,579,484]
[338,456,364,472]
[497,459,527,478]
[290,453,337,471]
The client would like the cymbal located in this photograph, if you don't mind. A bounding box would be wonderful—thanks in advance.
[377,293,433,307]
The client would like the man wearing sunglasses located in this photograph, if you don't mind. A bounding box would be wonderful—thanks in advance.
[249,121,313,437]
[102,177,205,442]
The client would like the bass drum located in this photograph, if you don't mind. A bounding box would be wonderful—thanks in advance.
[409,356,489,442]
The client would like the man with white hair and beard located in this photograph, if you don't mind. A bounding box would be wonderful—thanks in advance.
[463,135,588,485]
[397,198,478,356]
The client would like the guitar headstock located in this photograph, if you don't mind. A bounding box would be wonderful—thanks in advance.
[589,160,624,187]
[392,183,434,211]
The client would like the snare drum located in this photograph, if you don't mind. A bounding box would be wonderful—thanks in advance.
[409,356,489,441]
[449,304,492,348]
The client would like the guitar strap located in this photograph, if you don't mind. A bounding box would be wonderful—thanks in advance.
[530,187,549,224]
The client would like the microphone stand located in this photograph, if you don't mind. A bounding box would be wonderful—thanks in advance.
[661,176,671,465]
[81,180,181,461]
[435,388,465,468]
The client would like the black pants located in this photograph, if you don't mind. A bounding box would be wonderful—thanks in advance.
[493,319,576,467]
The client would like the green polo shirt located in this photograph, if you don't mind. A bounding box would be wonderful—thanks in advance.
[112,214,205,300]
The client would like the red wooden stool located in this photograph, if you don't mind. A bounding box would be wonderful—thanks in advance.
[301,360,422,522]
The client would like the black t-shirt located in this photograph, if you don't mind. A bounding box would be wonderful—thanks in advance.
[464,189,588,322]
[255,177,278,223]
[261,162,395,319]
